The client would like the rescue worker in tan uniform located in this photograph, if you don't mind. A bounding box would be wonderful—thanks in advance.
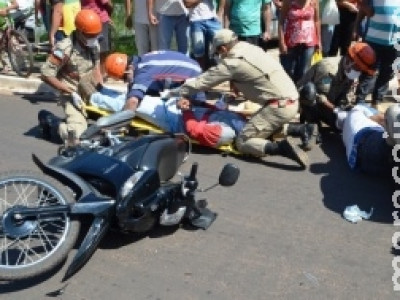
[297,42,376,133]
[178,29,311,168]
[38,9,103,143]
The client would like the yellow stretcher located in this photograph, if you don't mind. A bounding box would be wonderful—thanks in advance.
[84,104,242,155]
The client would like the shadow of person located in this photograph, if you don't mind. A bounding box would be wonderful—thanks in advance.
[192,143,306,171]
[310,129,394,224]
[16,92,58,105]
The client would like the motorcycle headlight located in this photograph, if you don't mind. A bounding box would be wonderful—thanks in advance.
[120,171,145,198]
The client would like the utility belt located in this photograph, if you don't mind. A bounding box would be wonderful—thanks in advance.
[265,98,297,108]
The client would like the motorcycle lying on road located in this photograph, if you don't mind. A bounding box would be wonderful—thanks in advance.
[0,111,240,282]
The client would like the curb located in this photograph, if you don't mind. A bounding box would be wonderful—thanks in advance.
[0,72,398,99]
[0,73,126,95]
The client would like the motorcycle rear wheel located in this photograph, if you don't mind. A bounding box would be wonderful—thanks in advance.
[7,29,34,78]
[0,171,80,281]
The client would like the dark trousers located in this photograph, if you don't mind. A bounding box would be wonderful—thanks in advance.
[355,42,397,104]
[238,35,259,46]
[356,130,393,177]
[280,44,315,83]
[329,8,357,56]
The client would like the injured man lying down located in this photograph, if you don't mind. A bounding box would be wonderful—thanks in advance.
[90,87,247,148]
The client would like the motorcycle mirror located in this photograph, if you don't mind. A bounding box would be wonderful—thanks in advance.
[218,163,240,187]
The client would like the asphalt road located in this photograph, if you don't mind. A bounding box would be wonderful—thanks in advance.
[0,93,397,299]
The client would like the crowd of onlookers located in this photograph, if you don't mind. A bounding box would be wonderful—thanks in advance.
[0,0,397,99]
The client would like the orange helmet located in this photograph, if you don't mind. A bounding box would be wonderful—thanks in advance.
[75,9,102,35]
[105,53,128,79]
[348,42,376,75]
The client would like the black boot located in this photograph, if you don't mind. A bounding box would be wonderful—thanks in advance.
[286,123,317,151]
[38,110,58,141]
[264,138,309,169]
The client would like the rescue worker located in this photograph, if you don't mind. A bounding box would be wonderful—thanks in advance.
[38,9,103,143]
[104,50,206,111]
[176,29,311,169]
[297,42,376,133]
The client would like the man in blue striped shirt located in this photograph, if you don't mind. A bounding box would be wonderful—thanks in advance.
[355,0,400,107]
[105,50,205,111]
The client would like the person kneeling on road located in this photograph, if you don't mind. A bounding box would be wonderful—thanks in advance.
[297,42,377,137]
[177,29,313,169]
[38,9,103,143]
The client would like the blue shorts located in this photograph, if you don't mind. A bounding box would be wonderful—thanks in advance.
[190,18,221,57]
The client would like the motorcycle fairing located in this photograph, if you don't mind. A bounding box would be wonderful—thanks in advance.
[48,151,135,196]
[116,169,161,232]
[113,135,186,182]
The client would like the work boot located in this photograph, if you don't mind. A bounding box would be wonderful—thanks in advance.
[264,138,309,169]
[286,123,317,151]
[38,110,58,141]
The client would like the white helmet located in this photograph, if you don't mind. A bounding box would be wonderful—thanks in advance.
[385,104,400,146]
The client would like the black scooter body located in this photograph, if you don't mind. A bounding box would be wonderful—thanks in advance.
[32,134,187,281]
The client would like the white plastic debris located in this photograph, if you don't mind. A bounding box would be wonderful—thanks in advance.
[343,205,374,223]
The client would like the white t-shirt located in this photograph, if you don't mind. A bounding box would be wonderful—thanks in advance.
[341,105,384,169]
[13,0,33,11]
[188,0,216,21]
[158,0,187,16]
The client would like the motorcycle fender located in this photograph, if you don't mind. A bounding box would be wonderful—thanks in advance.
[63,216,110,281]
[32,153,94,200]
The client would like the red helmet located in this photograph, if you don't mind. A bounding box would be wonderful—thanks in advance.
[348,42,376,75]
[105,53,128,79]
[75,9,102,35]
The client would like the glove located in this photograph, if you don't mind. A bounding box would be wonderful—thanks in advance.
[71,92,84,110]
[160,88,182,100]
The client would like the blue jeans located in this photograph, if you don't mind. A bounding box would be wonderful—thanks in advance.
[280,44,315,83]
[355,42,397,105]
[190,17,221,58]
[158,14,189,55]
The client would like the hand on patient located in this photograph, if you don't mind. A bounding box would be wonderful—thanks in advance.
[177,97,192,111]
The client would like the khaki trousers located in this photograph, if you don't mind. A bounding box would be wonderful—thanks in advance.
[235,101,299,157]
[58,98,87,141]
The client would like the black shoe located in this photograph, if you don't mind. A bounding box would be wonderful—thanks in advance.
[278,138,309,169]
[38,110,55,141]
[286,123,317,151]
[265,138,309,169]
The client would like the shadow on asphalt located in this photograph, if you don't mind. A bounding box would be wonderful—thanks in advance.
[16,92,58,104]
[310,129,394,224]
[192,144,306,171]
[0,259,66,294]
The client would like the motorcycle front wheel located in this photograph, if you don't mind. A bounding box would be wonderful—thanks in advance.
[0,171,80,281]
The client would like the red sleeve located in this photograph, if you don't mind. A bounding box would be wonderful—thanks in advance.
[183,111,222,147]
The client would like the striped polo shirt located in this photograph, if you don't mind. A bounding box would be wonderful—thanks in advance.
[364,0,400,46]
[127,50,202,101]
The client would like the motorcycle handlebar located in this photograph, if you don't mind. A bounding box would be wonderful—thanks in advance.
[188,163,198,181]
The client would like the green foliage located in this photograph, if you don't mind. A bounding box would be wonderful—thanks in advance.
[110,3,137,56]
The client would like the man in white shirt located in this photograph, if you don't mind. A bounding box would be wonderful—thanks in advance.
[148,0,189,54]
[328,103,396,176]
[0,0,34,25]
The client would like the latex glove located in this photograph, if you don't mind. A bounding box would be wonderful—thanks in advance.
[71,92,84,110]
[160,88,181,99]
